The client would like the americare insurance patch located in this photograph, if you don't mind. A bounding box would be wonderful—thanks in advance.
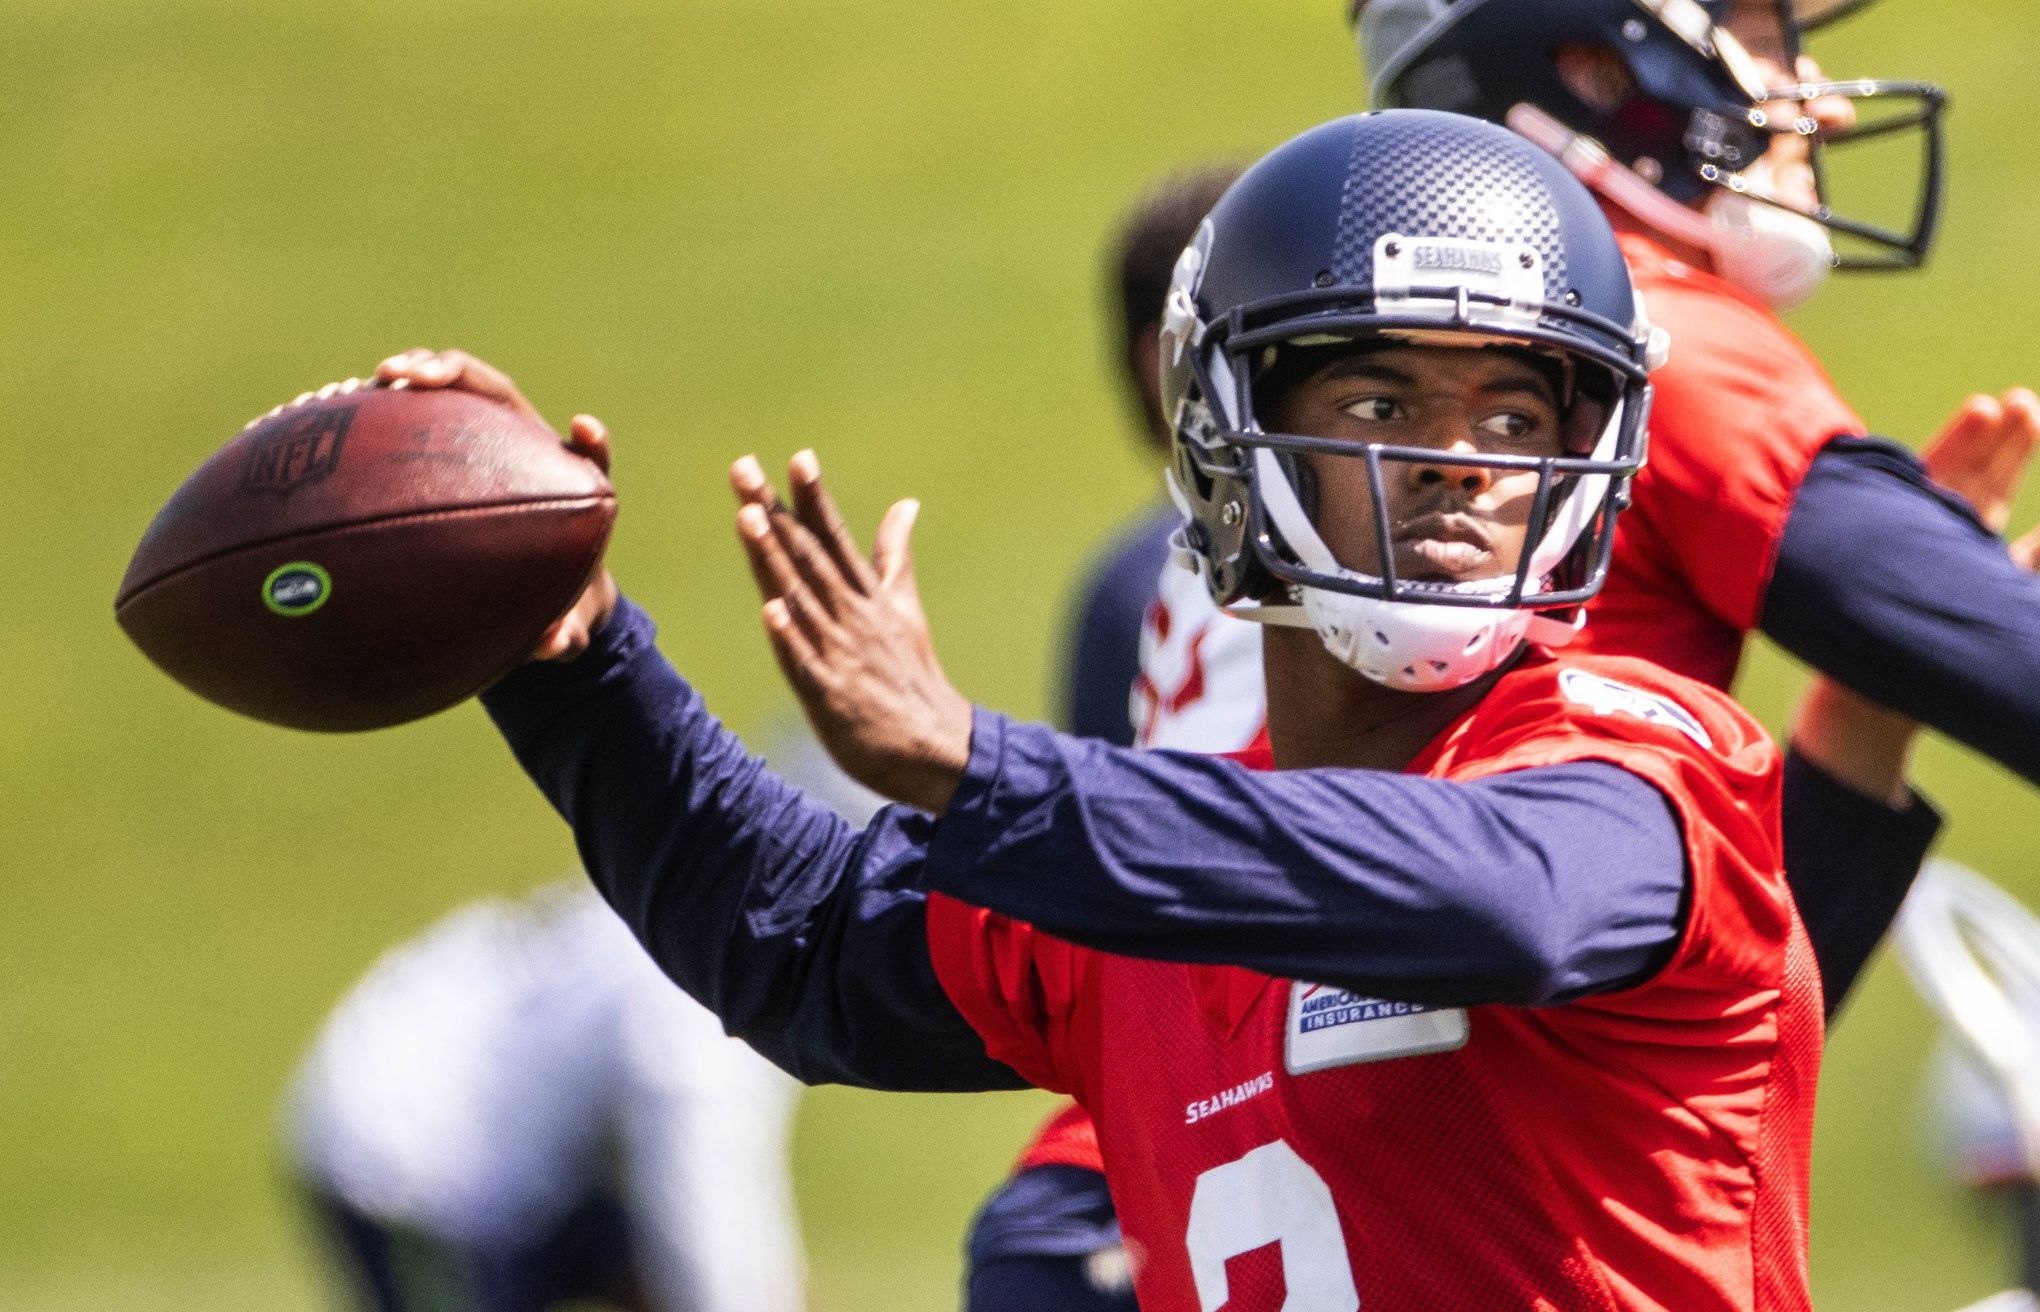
[1284,982,1468,1075]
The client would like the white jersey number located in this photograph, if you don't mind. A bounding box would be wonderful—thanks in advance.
[1184,1139,1360,1311]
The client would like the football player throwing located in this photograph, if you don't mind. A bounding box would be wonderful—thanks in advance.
[389,109,1821,1310]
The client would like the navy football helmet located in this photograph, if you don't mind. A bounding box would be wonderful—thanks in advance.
[1353,0,1946,284]
[1163,110,1662,692]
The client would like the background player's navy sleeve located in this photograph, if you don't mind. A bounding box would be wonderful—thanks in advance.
[927,712,1687,1007]
[1765,436,2040,786]
[1780,746,1941,1020]
[964,1167,1135,1312]
[1059,505,1177,745]
[481,597,1026,1093]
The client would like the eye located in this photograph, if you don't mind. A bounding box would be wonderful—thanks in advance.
[1474,411,1545,445]
[1343,396,1404,423]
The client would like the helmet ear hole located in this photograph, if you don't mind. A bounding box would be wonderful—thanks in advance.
[1562,361,1620,454]
[1562,398,1610,455]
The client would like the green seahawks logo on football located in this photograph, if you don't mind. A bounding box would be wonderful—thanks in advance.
[263,562,332,617]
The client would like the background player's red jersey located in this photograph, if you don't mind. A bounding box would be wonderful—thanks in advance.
[1576,233,1866,689]
[1015,1099,1106,1175]
[931,653,1815,1311]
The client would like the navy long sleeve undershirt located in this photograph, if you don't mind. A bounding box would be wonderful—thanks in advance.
[483,596,1687,1090]
[1778,746,1941,1019]
[1766,436,2040,786]
[926,708,1686,1008]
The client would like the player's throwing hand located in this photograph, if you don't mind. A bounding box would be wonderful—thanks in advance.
[731,450,973,813]
[372,348,619,662]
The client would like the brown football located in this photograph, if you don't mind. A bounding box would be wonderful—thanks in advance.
[115,382,616,732]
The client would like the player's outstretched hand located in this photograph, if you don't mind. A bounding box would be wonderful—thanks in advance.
[732,450,973,814]
[375,348,619,660]
[1924,389,2040,565]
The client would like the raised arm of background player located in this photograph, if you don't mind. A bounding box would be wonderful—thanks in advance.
[1783,412,2040,1012]
[380,350,1692,1091]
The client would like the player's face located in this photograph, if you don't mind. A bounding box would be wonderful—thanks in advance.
[1264,345,1564,586]
[1721,0,1856,211]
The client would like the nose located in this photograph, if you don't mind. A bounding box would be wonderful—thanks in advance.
[1403,441,1494,496]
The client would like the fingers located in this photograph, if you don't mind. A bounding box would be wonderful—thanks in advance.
[772,503,857,616]
[1922,393,1999,484]
[243,376,370,429]
[788,449,881,593]
[374,348,544,421]
[736,502,848,649]
[736,501,787,602]
[532,614,582,662]
[2001,387,2040,452]
[1987,390,2040,500]
[566,414,613,475]
[872,498,922,590]
[1924,390,2040,535]
[731,454,863,610]
[760,596,826,692]
[730,454,781,512]
[733,451,877,594]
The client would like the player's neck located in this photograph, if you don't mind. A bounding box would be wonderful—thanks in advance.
[1261,627,1496,773]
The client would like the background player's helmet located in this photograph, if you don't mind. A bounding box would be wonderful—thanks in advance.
[1352,0,1946,305]
[1162,110,1661,693]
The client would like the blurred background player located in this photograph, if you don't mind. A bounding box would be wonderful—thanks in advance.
[1353,0,2040,788]
[1900,859,2040,1311]
[287,883,804,1312]
[1057,164,1240,749]
[285,727,875,1312]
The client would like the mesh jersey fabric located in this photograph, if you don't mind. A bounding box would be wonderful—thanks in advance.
[928,651,1814,1311]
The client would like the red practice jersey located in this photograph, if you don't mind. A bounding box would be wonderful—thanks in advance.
[1576,233,1866,688]
[933,652,1817,1311]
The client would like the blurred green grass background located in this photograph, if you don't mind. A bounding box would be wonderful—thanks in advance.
[2,0,2037,1307]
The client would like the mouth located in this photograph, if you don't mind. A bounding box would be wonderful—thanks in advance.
[1392,514,1498,580]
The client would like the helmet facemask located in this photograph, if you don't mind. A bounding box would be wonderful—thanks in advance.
[1359,0,1948,294]
[1167,231,1658,692]
[1696,5,1947,276]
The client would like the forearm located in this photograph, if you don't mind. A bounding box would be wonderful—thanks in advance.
[1789,678,1918,810]
[481,596,1023,1091]
[1780,744,1941,1020]
[926,711,1686,1007]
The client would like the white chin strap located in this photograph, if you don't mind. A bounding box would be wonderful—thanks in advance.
[1505,103,1834,313]
[1244,440,1596,693]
